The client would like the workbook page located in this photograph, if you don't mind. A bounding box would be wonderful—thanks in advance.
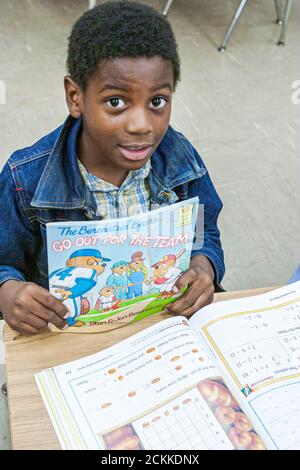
[190,281,300,450]
[36,316,259,450]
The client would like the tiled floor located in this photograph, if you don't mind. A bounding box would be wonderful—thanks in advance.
[0,0,299,449]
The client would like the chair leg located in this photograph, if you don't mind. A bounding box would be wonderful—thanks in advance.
[218,0,250,52]
[89,0,96,9]
[277,0,293,46]
[162,0,174,17]
[1,383,7,396]
[274,0,283,24]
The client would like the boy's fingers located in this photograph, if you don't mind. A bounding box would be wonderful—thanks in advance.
[168,285,200,313]
[173,270,197,291]
[176,290,215,318]
[167,283,214,316]
[18,322,40,336]
[173,269,213,293]
[36,306,67,328]
[168,280,209,312]
[30,300,68,328]
[23,312,49,331]
[32,286,69,318]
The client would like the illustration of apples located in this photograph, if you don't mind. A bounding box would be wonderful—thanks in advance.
[197,380,239,409]
[234,412,252,431]
[228,427,252,449]
[105,426,133,447]
[248,432,266,450]
[214,406,236,426]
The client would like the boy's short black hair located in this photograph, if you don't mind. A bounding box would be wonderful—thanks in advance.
[67,0,180,90]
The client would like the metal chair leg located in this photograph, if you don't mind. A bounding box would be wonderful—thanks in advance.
[277,0,293,46]
[89,0,96,9]
[218,0,250,52]
[274,0,283,24]
[162,0,174,17]
[1,383,7,396]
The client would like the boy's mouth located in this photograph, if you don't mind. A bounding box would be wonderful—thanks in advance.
[117,144,153,161]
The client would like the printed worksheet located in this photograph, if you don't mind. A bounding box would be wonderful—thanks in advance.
[190,281,300,449]
[37,283,300,450]
[36,316,263,450]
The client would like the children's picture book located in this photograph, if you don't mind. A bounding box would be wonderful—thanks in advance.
[35,281,300,450]
[46,197,200,333]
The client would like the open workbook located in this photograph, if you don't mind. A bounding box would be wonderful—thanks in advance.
[35,281,300,450]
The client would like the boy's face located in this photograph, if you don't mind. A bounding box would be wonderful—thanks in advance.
[65,56,174,180]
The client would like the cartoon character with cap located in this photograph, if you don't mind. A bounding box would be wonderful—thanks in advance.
[106,261,129,300]
[127,251,148,299]
[49,248,110,326]
[148,252,184,299]
[94,286,120,312]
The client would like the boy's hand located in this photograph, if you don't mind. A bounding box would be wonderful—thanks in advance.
[165,255,215,318]
[0,280,69,335]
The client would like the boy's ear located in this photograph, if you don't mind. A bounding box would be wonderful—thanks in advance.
[64,75,83,118]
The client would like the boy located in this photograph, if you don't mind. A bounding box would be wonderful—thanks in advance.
[0,1,224,335]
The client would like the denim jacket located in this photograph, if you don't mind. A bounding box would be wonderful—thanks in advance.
[0,115,224,291]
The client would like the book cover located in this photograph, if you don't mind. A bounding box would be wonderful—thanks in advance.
[46,197,200,333]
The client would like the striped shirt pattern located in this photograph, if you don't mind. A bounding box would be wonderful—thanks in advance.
[78,159,151,220]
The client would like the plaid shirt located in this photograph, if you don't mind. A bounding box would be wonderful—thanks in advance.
[78,159,151,220]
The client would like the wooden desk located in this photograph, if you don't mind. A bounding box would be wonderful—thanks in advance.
[4,287,275,450]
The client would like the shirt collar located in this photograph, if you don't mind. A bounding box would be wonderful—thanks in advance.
[78,158,151,193]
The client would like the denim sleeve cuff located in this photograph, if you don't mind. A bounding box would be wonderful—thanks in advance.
[0,271,26,287]
[191,248,225,292]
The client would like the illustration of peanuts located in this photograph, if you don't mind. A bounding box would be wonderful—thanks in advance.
[152,416,161,422]
[170,355,181,362]
[101,402,112,409]
[151,377,161,384]
[108,368,117,375]
[182,398,192,405]
[146,347,156,354]
[128,391,136,398]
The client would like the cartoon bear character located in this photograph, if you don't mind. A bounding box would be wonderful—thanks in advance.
[106,261,129,300]
[149,254,183,298]
[127,251,148,299]
[49,248,110,326]
[95,286,120,311]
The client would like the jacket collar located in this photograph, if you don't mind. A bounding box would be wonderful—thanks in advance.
[31,115,205,209]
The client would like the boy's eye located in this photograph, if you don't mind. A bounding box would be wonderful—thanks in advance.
[150,97,167,109]
[107,97,126,108]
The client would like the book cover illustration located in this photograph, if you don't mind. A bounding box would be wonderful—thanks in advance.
[47,198,200,333]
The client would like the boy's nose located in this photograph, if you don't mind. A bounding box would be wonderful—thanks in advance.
[125,108,152,135]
